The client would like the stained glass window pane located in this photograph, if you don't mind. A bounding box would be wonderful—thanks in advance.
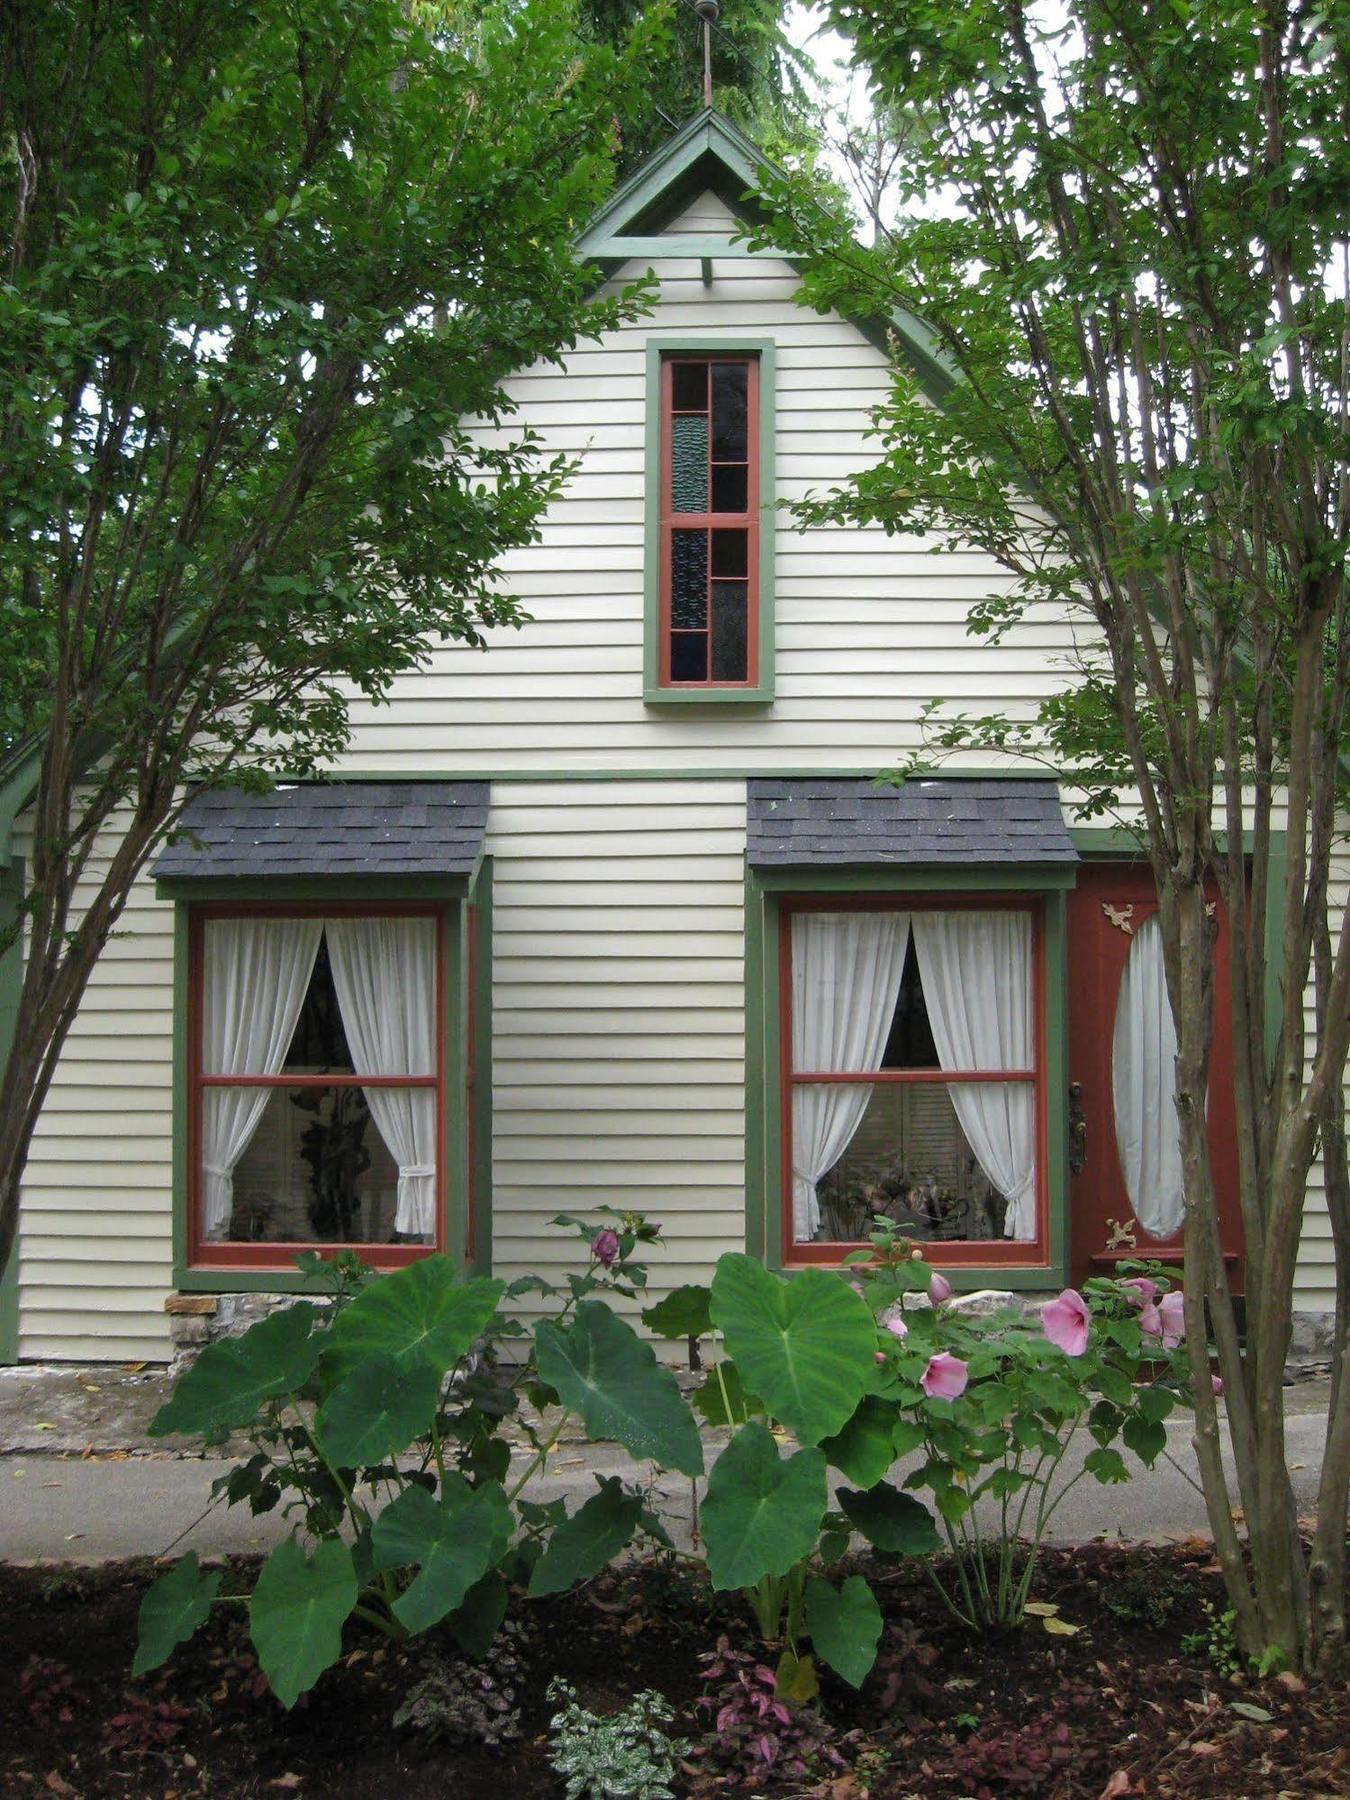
[711,463,748,513]
[711,528,748,578]
[711,363,748,460]
[710,582,748,680]
[671,529,708,628]
[672,361,707,411]
[670,631,707,681]
[671,415,708,513]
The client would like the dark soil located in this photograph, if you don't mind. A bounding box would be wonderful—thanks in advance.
[2,1542,1346,1800]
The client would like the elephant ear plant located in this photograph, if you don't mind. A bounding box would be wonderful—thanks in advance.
[645,1252,942,1700]
[134,1219,701,1707]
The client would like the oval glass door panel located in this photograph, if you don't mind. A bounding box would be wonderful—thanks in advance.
[1111,913,1184,1239]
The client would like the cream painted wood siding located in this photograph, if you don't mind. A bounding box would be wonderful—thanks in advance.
[11,815,176,1362]
[486,780,747,1308]
[330,192,1081,772]
[11,186,1344,1354]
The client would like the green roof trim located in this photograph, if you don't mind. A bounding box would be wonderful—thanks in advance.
[577,107,957,404]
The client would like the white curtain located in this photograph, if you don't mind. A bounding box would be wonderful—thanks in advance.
[1112,912,1184,1239]
[911,912,1038,1239]
[326,916,438,1238]
[791,912,912,1241]
[200,917,323,1237]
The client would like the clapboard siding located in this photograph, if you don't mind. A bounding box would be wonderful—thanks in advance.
[484,780,747,1301]
[327,187,1074,771]
[12,812,176,1362]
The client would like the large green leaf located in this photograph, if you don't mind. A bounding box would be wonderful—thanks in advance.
[534,1300,704,1476]
[821,1396,900,1487]
[132,1552,223,1677]
[370,1475,511,1635]
[325,1259,504,1383]
[446,1570,509,1658]
[314,1352,441,1467]
[700,1421,826,1591]
[249,1537,357,1710]
[837,1483,941,1556]
[528,1477,643,1597]
[149,1304,322,1440]
[805,1574,883,1688]
[693,1358,763,1428]
[641,1286,713,1339]
[709,1254,875,1445]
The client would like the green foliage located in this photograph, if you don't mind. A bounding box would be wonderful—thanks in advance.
[701,1422,828,1591]
[580,0,812,173]
[528,1478,644,1598]
[535,1300,705,1476]
[803,1574,883,1689]
[324,1260,504,1382]
[547,1679,688,1800]
[131,1553,223,1678]
[148,1303,324,1441]
[132,1219,692,1707]
[710,1254,876,1445]
[821,1395,903,1488]
[249,1537,358,1711]
[641,1285,714,1340]
[837,1482,943,1556]
[372,1477,512,1635]
[314,1352,442,1467]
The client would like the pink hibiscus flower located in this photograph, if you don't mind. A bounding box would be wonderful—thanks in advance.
[883,1313,909,1340]
[1159,1289,1186,1347]
[920,1352,969,1400]
[590,1228,620,1269]
[1041,1287,1091,1356]
[928,1272,953,1305]
[1138,1301,1163,1338]
[1120,1275,1160,1308]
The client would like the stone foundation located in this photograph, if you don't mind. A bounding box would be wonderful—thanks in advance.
[165,1290,335,1375]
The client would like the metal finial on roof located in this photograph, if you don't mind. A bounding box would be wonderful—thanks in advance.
[694,0,719,109]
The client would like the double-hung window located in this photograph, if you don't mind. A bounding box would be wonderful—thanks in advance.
[784,899,1046,1259]
[187,904,445,1268]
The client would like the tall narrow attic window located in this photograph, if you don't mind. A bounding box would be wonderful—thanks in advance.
[650,347,773,697]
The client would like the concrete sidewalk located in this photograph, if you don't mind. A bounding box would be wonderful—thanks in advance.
[0,1362,1334,1564]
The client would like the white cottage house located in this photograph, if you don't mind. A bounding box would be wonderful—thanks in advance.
[0,110,1339,1364]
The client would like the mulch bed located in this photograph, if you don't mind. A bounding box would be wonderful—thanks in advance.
[2,1542,1346,1799]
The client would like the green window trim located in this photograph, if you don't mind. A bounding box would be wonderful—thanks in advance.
[744,863,1072,1290]
[162,871,483,1295]
[643,335,776,706]
[0,855,22,1360]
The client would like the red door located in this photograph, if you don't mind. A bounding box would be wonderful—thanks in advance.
[1065,863,1244,1291]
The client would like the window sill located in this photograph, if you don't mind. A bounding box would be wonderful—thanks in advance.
[777,1254,1065,1290]
[643,685,774,707]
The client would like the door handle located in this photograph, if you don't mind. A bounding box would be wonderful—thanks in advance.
[1068,1082,1088,1175]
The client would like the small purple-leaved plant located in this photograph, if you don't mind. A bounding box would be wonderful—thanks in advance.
[691,1638,850,1787]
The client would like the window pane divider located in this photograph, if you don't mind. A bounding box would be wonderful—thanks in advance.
[791,1068,1034,1084]
[198,1072,437,1087]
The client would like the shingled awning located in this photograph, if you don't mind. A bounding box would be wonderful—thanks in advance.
[746,778,1077,868]
[152,781,489,882]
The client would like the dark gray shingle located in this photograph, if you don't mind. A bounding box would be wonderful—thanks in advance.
[746,778,1076,867]
[152,781,489,881]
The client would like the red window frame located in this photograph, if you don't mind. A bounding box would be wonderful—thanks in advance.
[659,353,760,689]
[779,894,1050,1268]
[186,900,448,1272]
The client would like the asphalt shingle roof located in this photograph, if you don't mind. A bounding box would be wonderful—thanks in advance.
[745,777,1077,867]
[152,782,489,881]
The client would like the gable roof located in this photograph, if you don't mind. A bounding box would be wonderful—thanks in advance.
[746,777,1078,868]
[576,108,954,403]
